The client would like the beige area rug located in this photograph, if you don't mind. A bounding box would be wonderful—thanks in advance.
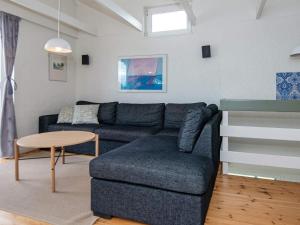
[0,154,98,225]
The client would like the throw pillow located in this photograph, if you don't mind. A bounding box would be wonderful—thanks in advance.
[72,105,100,124]
[178,108,210,153]
[76,101,118,124]
[206,104,219,116]
[57,106,74,124]
[164,102,207,129]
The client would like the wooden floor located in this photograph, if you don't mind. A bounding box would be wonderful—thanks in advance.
[0,158,299,225]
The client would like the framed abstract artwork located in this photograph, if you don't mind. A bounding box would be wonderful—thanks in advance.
[276,72,300,100]
[49,53,67,82]
[118,55,167,92]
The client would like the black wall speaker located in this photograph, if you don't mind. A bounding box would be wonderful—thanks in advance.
[202,45,211,58]
[82,55,90,65]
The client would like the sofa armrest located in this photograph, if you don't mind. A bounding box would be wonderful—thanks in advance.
[39,114,58,133]
[192,111,222,164]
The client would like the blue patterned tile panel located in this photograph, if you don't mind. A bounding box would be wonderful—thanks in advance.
[276,72,300,100]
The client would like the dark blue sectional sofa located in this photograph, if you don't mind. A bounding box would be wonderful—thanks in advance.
[39,101,222,225]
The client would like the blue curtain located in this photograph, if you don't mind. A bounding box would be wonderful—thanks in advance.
[0,12,20,158]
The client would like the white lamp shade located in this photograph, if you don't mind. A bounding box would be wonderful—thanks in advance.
[44,38,72,53]
[291,46,300,57]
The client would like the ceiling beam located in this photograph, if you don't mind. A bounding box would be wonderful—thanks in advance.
[179,0,196,26]
[8,0,98,36]
[92,0,143,32]
[256,0,267,19]
[0,0,78,38]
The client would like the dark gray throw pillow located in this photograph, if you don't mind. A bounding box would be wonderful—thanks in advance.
[164,102,207,129]
[178,108,210,153]
[206,104,219,116]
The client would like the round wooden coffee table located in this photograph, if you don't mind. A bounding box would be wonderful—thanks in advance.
[14,131,99,192]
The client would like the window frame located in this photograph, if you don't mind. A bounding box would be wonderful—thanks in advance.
[145,4,192,37]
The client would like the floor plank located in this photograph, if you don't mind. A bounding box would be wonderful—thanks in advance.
[0,157,299,225]
[0,211,50,225]
[214,178,300,204]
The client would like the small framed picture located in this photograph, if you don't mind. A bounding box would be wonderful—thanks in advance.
[118,54,167,92]
[49,53,67,82]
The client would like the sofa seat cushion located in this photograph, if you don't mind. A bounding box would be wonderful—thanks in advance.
[156,128,179,137]
[90,136,214,195]
[48,123,100,132]
[96,125,160,142]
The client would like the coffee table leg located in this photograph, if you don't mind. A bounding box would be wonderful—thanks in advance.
[50,146,56,192]
[61,146,65,164]
[14,139,19,181]
[95,134,99,157]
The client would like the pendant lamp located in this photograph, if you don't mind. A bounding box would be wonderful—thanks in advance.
[44,0,72,53]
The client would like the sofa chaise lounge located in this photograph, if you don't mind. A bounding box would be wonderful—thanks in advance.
[39,101,222,225]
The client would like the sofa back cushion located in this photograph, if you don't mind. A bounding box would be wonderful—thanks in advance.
[177,108,211,153]
[76,101,118,124]
[164,102,207,129]
[116,103,164,128]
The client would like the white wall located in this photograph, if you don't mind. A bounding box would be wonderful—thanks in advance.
[74,0,300,181]
[1,0,299,179]
[14,20,76,137]
[0,0,78,137]
[75,0,300,104]
[1,0,299,134]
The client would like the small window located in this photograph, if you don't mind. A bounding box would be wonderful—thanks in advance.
[145,4,191,37]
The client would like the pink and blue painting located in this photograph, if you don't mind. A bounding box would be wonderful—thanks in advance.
[118,55,167,92]
[276,72,300,100]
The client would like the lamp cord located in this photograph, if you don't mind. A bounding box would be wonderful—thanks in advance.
[57,0,61,38]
